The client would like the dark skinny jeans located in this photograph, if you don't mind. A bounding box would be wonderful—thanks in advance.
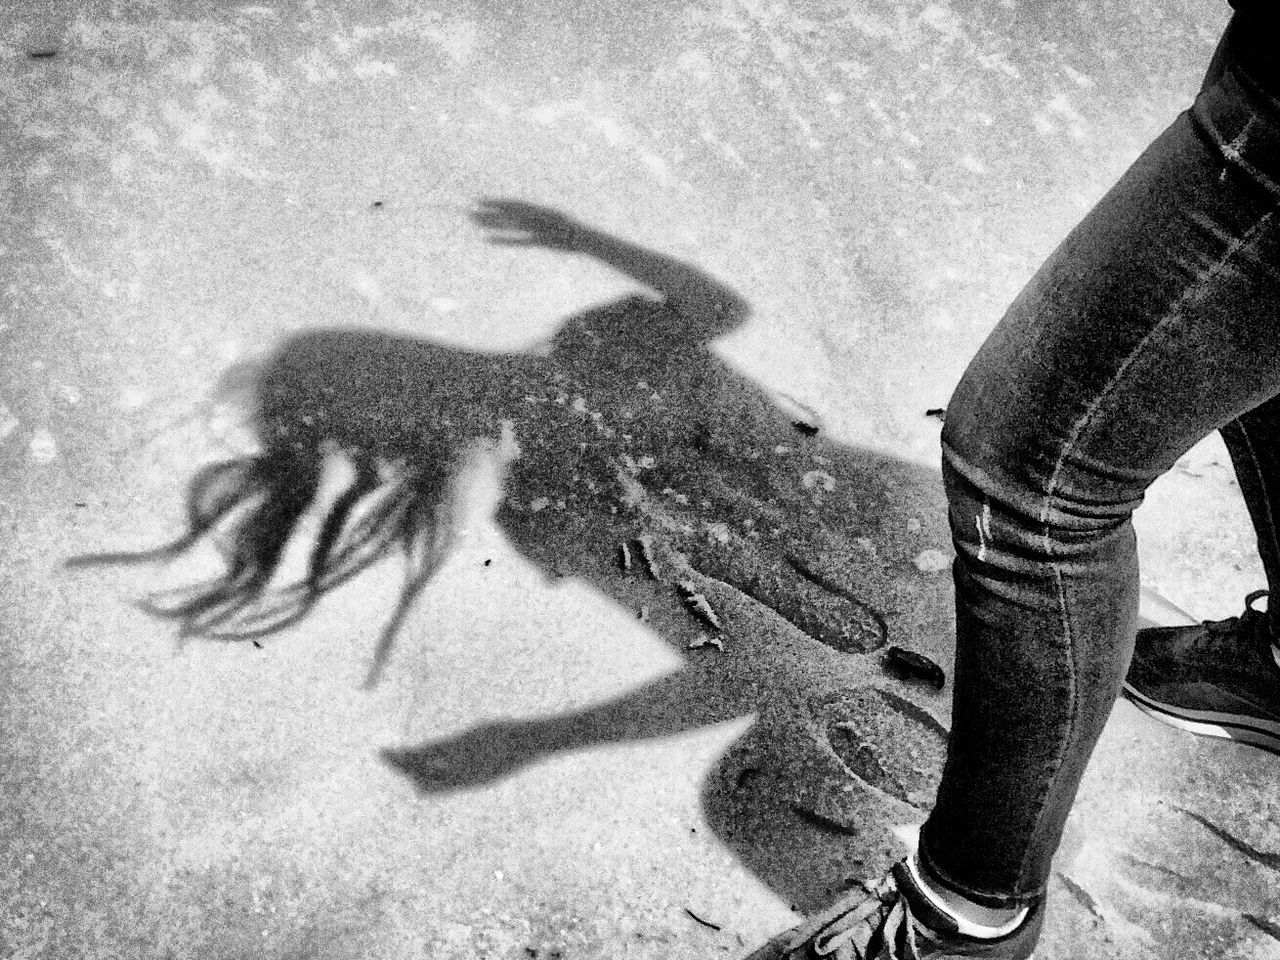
[917,16,1280,907]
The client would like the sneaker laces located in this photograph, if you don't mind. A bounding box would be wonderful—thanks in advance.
[780,874,925,959]
[1199,590,1271,648]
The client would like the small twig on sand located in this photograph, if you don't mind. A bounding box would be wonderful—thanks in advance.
[684,907,722,931]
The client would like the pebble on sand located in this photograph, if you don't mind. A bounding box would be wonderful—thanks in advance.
[29,429,58,463]
[914,548,950,573]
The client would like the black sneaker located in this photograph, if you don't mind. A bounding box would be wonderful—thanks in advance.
[1123,590,1280,755]
[743,858,1043,959]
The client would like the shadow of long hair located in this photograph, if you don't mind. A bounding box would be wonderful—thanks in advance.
[69,326,518,685]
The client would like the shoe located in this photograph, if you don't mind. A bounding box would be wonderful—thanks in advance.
[743,859,1043,959]
[1123,589,1280,755]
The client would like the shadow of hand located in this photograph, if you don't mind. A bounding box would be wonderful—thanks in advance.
[471,198,594,252]
[380,720,543,793]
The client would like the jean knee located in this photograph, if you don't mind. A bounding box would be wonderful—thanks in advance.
[940,388,1037,527]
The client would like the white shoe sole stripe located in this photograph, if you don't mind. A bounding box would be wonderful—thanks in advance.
[1122,683,1280,755]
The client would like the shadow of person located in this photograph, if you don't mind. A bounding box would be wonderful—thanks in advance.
[70,199,959,914]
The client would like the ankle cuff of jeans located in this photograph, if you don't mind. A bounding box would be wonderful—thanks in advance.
[890,860,963,937]
[915,839,1044,911]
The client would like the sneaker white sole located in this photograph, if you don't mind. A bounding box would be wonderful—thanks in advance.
[1122,682,1280,756]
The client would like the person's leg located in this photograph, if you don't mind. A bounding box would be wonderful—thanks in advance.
[1203,15,1280,619]
[748,17,1280,960]
[1113,14,1280,761]
[918,30,1280,910]
[1220,410,1280,617]
[1120,403,1280,754]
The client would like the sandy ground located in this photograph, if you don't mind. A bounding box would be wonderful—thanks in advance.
[3,1,1279,958]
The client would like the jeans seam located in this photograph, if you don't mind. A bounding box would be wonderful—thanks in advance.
[1021,207,1276,890]
[1197,70,1280,203]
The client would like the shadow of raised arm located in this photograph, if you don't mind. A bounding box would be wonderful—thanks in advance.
[472,198,749,342]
